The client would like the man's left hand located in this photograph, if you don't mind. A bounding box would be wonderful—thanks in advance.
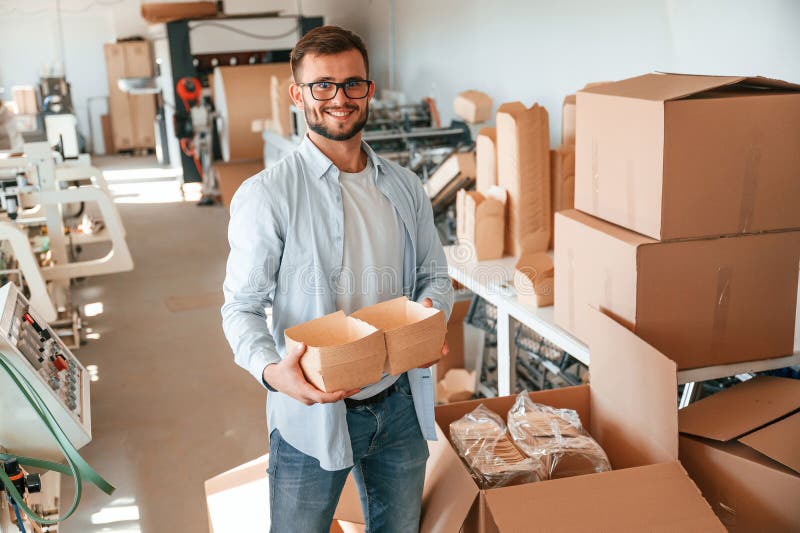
[419,298,449,369]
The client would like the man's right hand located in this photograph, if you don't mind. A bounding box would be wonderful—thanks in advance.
[262,341,360,406]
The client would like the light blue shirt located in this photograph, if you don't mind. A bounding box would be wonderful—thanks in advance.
[221,136,454,471]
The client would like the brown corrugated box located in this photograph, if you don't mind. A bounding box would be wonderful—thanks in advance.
[455,187,505,261]
[417,308,723,532]
[475,127,497,194]
[141,1,217,23]
[496,102,551,257]
[350,296,446,375]
[454,91,493,124]
[104,41,157,151]
[678,376,800,531]
[554,209,800,369]
[513,252,554,308]
[575,72,800,240]
[285,310,387,392]
[214,159,263,207]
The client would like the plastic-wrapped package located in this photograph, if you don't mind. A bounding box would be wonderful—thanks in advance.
[449,404,546,488]
[507,392,611,480]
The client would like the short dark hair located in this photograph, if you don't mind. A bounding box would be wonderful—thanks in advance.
[290,25,369,81]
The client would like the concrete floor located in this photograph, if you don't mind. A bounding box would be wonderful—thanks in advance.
[59,155,268,533]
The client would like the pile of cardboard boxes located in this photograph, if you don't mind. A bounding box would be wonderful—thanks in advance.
[552,72,800,529]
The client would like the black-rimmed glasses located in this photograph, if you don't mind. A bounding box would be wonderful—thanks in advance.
[296,80,372,101]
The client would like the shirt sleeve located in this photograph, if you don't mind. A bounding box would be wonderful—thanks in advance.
[221,176,284,388]
[410,172,454,320]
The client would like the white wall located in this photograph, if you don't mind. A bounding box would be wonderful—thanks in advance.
[357,0,800,145]
[3,0,799,151]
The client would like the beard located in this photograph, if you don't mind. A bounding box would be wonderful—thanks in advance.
[304,101,369,141]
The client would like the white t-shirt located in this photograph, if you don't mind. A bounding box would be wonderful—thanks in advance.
[335,158,405,399]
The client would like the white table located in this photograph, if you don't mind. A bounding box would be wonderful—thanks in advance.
[444,245,800,398]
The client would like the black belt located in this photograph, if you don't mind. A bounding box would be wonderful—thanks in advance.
[344,383,396,409]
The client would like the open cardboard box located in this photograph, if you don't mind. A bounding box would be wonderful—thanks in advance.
[678,376,800,531]
[351,296,446,375]
[436,368,477,404]
[285,311,387,392]
[575,72,800,240]
[555,209,800,369]
[417,307,724,532]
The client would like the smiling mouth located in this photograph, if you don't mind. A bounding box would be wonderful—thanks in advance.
[324,108,356,119]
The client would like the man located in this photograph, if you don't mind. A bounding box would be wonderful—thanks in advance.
[221,25,453,532]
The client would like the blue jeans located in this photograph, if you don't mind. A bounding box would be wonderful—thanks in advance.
[268,374,429,533]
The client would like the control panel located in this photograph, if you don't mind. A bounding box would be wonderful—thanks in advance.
[0,283,91,461]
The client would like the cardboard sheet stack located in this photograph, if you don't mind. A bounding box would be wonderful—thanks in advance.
[555,72,800,370]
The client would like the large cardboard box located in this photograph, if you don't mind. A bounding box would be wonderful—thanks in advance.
[554,209,800,369]
[350,297,446,375]
[575,72,800,240]
[678,376,800,531]
[496,102,551,257]
[214,159,264,207]
[475,127,497,194]
[418,308,724,532]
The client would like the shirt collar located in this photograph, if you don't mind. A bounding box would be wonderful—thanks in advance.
[299,135,384,180]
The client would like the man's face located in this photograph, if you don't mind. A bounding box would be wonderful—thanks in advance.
[290,49,374,142]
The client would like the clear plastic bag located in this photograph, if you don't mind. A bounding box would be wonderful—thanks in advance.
[449,403,546,488]
[507,392,612,480]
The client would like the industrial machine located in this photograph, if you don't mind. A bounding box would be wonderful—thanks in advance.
[0,283,112,532]
[150,12,322,187]
[0,142,134,347]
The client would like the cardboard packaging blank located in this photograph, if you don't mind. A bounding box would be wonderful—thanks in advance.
[417,308,723,532]
[141,1,217,23]
[549,144,575,248]
[214,160,263,207]
[554,209,800,369]
[475,127,497,193]
[513,252,554,307]
[439,299,470,376]
[496,102,551,257]
[678,376,800,531]
[453,90,493,123]
[284,311,387,392]
[575,72,800,240]
[456,187,506,261]
[424,152,476,200]
[561,94,575,145]
[350,297,445,375]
